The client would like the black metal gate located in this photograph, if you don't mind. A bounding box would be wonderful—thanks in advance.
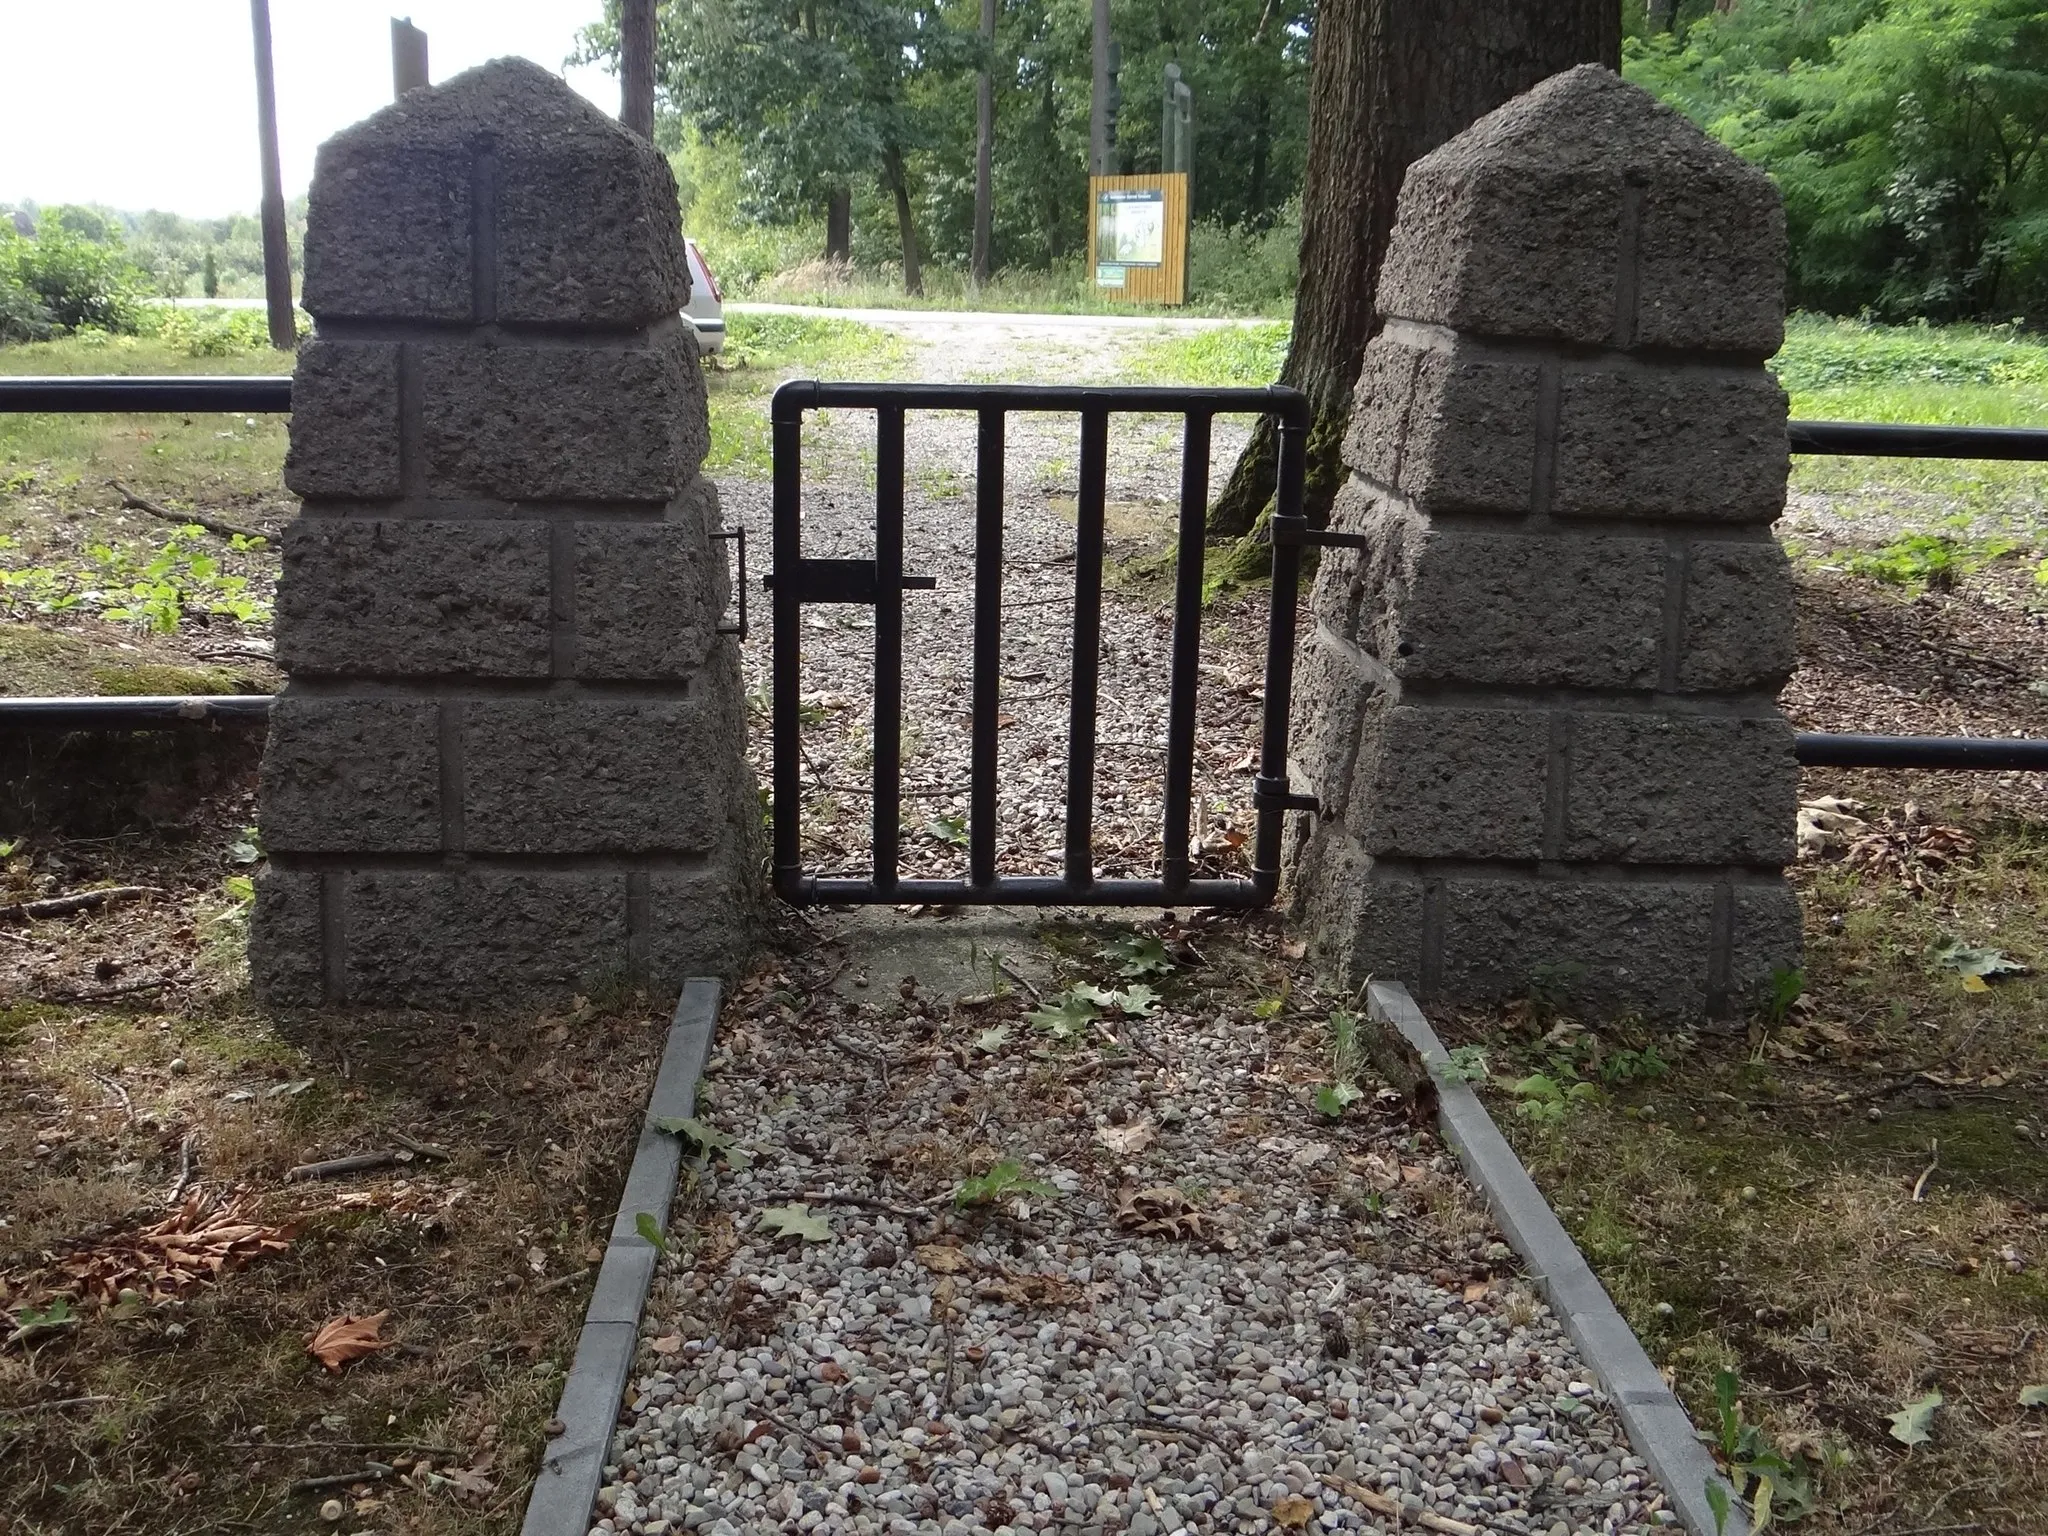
[768,380,1313,908]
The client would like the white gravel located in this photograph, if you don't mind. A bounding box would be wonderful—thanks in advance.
[593,952,1676,1536]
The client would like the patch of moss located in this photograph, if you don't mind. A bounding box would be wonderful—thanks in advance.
[89,662,236,697]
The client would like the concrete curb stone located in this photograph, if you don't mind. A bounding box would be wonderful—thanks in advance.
[519,977,721,1536]
[1367,978,1748,1536]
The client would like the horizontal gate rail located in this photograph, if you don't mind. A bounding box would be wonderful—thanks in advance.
[0,695,274,728]
[1787,420,2048,460]
[0,376,293,413]
[770,380,1310,909]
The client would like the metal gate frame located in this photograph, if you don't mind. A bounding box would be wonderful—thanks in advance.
[769,380,1312,908]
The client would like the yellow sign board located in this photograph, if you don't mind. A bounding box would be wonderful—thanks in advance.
[1087,173,1188,305]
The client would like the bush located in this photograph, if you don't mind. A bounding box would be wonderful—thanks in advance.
[1188,204,1300,314]
[0,213,148,335]
[133,303,296,356]
[0,267,54,343]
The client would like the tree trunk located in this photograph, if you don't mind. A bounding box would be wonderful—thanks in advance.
[1648,0,1679,32]
[824,187,852,263]
[620,0,657,139]
[1090,0,1114,176]
[248,0,296,351]
[883,146,923,297]
[971,0,995,286]
[1206,0,1620,537]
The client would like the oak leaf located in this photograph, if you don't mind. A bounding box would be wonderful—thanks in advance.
[1271,1495,1314,1528]
[307,1310,393,1373]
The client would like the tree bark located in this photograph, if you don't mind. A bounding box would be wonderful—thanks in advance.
[824,187,852,263]
[971,0,995,285]
[1648,0,1679,32]
[620,0,657,139]
[248,0,296,351]
[883,146,923,297]
[1090,0,1114,176]
[1206,0,1620,537]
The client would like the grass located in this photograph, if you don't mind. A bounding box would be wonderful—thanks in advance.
[1439,803,2048,1535]
[702,311,911,478]
[739,257,1291,319]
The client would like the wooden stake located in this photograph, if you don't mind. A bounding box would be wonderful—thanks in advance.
[249,0,296,350]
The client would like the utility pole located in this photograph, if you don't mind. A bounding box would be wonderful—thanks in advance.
[391,16,429,97]
[621,0,656,139]
[971,0,995,285]
[249,0,295,350]
[1089,0,1117,177]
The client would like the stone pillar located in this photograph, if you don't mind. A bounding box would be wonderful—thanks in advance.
[1292,66,1799,1020]
[251,58,759,1007]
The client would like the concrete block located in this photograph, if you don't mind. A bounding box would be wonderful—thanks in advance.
[1635,170,1786,357]
[1679,539,1796,691]
[339,869,628,1004]
[1290,631,1374,821]
[1349,702,1551,860]
[1341,332,1419,487]
[497,136,691,326]
[418,325,707,501]
[1357,339,1543,513]
[1439,876,1717,1019]
[574,482,726,679]
[1727,880,1803,1013]
[261,697,441,853]
[1296,835,1427,989]
[276,520,552,678]
[462,698,726,854]
[283,342,401,499]
[301,139,471,321]
[1551,367,1788,523]
[1563,712,1798,865]
[647,868,764,984]
[1357,518,1667,689]
[248,865,324,1007]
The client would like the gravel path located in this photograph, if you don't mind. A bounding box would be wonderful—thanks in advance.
[600,323,1680,1536]
[596,954,1675,1536]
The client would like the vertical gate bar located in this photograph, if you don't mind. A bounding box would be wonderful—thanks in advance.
[771,406,804,899]
[1252,413,1309,900]
[872,404,906,895]
[970,408,1005,889]
[1161,410,1212,894]
[1063,405,1110,889]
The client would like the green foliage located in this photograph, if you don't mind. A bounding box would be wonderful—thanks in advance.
[1027,987,1100,1041]
[1628,0,2048,321]
[1886,1388,1943,1446]
[1836,531,2018,590]
[1508,1073,1603,1124]
[133,303,301,357]
[1772,313,2048,391]
[0,527,270,633]
[1316,1010,1366,1119]
[634,1211,672,1255]
[954,1159,1058,1207]
[1439,1045,1491,1084]
[925,812,969,846]
[1713,1369,1819,1524]
[0,211,149,337]
[1097,933,1174,978]
[1123,322,1291,386]
[653,1115,751,1167]
[758,1202,834,1240]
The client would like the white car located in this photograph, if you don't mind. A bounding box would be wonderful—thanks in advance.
[684,237,725,354]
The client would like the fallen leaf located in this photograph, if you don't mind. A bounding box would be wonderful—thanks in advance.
[2020,1384,2048,1407]
[308,1311,393,1374]
[1886,1389,1942,1446]
[915,1243,971,1274]
[651,1334,683,1354]
[1115,1184,1203,1240]
[758,1203,832,1242]
[818,1361,849,1383]
[440,1454,495,1497]
[1463,1281,1492,1303]
[1271,1495,1314,1528]
[1095,1120,1156,1155]
[1932,941,2028,983]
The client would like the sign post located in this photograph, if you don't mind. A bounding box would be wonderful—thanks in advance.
[1088,174,1188,304]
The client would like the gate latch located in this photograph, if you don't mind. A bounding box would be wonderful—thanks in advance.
[1270,512,1372,552]
[764,558,939,604]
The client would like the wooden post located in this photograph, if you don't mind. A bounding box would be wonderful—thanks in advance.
[971,0,994,285]
[621,0,656,140]
[249,0,295,351]
[391,16,429,97]
[1089,0,1112,177]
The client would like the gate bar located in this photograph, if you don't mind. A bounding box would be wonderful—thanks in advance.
[770,406,805,896]
[873,405,907,896]
[1252,417,1313,884]
[971,408,1005,890]
[1161,412,1212,893]
[1064,407,1110,888]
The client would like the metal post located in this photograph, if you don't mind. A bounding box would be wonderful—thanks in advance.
[1252,414,1309,899]
[971,409,1005,889]
[771,404,806,901]
[1064,407,1110,888]
[391,16,429,97]
[1161,412,1212,893]
[872,406,907,896]
[249,0,296,350]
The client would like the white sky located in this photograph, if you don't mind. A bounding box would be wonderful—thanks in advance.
[0,1,619,219]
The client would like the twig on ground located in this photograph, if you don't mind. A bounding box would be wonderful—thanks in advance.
[228,1440,463,1456]
[994,957,1042,1004]
[2,886,164,923]
[1329,1474,1485,1536]
[790,1189,936,1218]
[1912,1141,1940,1202]
[41,976,170,1003]
[110,479,267,542]
[389,1131,451,1161]
[286,1465,394,1495]
[750,1407,832,1463]
[167,1127,200,1203]
[286,1150,402,1182]
[91,1070,135,1123]
[4,1395,111,1415]
[531,1270,591,1295]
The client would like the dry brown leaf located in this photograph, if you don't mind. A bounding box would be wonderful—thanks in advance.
[56,1191,294,1306]
[1272,1495,1314,1528]
[1095,1119,1156,1155]
[1115,1184,1204,1240]
[1463,1281,1492,1303]
[651,1334,683,1355]
[308,1310,393,1374]
[914,1243,971,1274]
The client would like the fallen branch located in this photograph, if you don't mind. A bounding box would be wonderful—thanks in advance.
[287,1464,394,1496]
[1,886,163,924]
[41,976,170,1004]
[286,1150,402,1182]
[389,1131,451,1162]
[110,479,266,543]
[167,1127,200,1203]
[1330,1475,1485,1536]
[228,1440,463,1457]
[4,1394,111,1416]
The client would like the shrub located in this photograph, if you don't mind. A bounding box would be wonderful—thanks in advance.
[0,213,149,335]
[1188,203,1300,313]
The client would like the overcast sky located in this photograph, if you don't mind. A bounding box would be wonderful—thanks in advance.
[0,1,619,220]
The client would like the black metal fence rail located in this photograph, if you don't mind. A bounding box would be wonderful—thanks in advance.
[0,696,274,729]
[0,376,292,414]
[768,378,1312,908]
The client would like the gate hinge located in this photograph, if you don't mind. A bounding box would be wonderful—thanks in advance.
[1270,513,1372,552]
[1252,773,1320,816]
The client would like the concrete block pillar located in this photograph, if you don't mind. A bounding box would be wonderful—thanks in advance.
[251,58,759,1007]
[1292,66,1799,1020]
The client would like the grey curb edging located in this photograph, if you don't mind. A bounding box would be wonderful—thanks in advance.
[519,977,722,1536]
[1367,980,1747,1536]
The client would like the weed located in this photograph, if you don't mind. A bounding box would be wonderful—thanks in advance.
[1835,532,2018,592]
[1098,932,1175,978]
[1438,1044,1490,1083]
[954,1160,1058,1208]
[1507,1073,1601,1124]
[1711,1369,1818,1528]
[924,812,968,847]
[1316,1010,1366,1119]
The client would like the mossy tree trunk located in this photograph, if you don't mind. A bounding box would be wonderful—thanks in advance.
[1206,0,1621,538]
